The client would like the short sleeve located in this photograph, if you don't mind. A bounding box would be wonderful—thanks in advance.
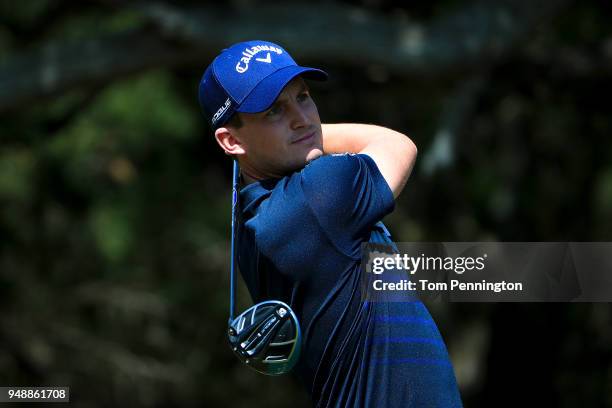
[301,153,395,258]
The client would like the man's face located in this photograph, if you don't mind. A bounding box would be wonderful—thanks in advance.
[228,77,323,178]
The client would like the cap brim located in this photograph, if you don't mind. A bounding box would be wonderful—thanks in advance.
[236,65,328,113]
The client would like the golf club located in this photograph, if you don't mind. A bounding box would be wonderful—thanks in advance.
[227,160,302,375]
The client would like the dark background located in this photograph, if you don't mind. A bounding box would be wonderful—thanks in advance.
[1,0,611,406]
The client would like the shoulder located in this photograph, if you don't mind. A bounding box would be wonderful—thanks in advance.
[246,173,309,235]
[301,153,379,186]
[246,156,358,241]
[243,172,334,278]
[304,152,375,172]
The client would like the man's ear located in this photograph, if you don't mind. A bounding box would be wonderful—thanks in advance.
[215,127,246,156]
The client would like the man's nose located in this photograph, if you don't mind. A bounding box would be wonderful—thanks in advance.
[289,103,309,129]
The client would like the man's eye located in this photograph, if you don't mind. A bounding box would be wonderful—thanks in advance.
[266,105,282,116]
[297,92,310,102]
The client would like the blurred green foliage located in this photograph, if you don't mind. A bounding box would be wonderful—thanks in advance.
[1,1,612,407]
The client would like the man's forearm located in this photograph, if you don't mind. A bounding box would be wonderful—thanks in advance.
[322,123,413,155]
[321,123,418,199]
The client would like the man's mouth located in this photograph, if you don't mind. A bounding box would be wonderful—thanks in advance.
[292,131,315,144]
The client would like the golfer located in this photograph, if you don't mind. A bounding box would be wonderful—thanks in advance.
[199,40,463,407]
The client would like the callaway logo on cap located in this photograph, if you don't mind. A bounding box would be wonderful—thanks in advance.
[198,40,328,128]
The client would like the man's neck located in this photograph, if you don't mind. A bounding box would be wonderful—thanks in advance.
[238,161,288,185]
[241,170,259,185]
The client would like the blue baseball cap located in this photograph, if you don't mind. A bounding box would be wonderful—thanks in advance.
[198,40,328,129]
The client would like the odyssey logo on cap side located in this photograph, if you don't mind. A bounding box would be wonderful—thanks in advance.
[212,98,232,125]
[236,44,283,73]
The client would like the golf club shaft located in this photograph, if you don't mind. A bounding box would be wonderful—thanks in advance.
[229,160,239,322]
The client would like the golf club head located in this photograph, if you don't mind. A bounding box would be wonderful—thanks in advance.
[228,300,301,375]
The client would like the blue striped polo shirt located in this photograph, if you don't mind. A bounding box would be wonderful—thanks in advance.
[237,153,463,407]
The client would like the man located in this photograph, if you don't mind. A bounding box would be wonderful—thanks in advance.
[199,40,463,407]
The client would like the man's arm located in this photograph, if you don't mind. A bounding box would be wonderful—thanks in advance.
[321,123,418,199]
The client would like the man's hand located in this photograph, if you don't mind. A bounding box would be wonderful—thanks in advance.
[322,123,418,199]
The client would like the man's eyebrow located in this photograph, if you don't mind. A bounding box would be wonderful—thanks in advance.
[261,82,309,115]
[261,98,283,116]
[270,97,285,109]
